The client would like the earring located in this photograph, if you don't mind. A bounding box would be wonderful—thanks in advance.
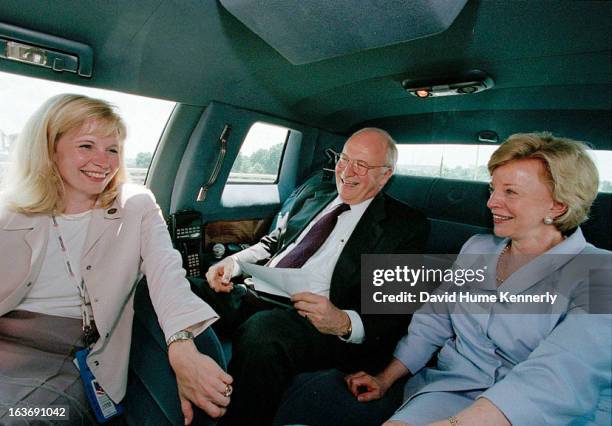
[544,216,554,225]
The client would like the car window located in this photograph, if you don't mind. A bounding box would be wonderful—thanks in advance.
[227,122,289,184]
[0,70,175,185]
[396,144,612,193]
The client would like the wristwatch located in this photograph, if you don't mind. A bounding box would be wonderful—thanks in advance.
[341,318,352,339]
[166,330,194,347]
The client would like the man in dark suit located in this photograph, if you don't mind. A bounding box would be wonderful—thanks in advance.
[205,128,429,425]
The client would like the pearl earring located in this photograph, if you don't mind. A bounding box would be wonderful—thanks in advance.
[544,216,554,225]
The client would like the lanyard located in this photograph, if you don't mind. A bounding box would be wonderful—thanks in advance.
[51,214,98,346]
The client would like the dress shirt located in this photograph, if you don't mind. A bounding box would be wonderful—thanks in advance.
[232,196,373,343]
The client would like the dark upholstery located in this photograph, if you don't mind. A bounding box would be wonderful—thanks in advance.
[268,170,335,231]
[126,279,225,425]
[581,193,612,251]
[386,175,612,253]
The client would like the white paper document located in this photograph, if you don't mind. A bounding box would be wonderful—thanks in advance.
[236,259,311,298]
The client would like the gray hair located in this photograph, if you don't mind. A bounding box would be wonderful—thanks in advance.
[349,127,398,170]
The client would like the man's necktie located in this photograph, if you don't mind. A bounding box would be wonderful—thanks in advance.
[274,203,351,269]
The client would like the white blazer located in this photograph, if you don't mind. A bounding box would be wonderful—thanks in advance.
[0,183,217,402]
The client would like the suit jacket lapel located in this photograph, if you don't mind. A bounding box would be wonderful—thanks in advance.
[342,193,386,257]
[498,228,588,295]
[331,193,386,299]
[3,211,49,273]
[82,201,122,258]
[24,222,48,273]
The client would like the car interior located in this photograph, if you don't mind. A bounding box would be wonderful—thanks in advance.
[1,0,610,423]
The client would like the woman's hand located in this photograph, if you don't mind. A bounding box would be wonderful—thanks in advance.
[345,358,410,403]
[168,340,233,424]
[345,371,389,402]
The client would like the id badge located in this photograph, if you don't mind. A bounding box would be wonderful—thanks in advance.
[74,348,124,423]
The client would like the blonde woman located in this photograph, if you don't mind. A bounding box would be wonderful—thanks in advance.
[0,94,231,425]
[349,133,611,425]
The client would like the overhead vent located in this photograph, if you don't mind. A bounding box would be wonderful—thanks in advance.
[220,0,468,65]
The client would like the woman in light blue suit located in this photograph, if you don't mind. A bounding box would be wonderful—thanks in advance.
[344,133,611,425]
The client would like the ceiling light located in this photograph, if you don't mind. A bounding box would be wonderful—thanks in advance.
[402,70,494,98]
[0,22,93,77]
[1,39,78,72]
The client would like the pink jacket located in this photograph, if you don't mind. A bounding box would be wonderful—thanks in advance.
[0,183,217,402]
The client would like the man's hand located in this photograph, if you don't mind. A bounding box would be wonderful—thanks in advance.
[291,292,351,336]
[205,258,234,293]
[168,340,233,424]
[345,371,389,402]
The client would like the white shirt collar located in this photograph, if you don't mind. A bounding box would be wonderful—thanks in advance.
[325,195,374,216]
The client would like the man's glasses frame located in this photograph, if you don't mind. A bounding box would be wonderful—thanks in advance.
[330,150,390,176]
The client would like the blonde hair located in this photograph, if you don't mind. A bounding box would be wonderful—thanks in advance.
[488,132,599,232]
[1,94,127,214]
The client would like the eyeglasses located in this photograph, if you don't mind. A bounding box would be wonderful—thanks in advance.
[331,150,390,176]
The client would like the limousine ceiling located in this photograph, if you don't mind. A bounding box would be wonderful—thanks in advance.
[0,0,610,142]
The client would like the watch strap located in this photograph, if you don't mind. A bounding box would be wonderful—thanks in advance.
[166,330,194,347]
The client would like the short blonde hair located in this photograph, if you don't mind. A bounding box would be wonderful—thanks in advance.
[1,94,127,214]
[488,132,599,232]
